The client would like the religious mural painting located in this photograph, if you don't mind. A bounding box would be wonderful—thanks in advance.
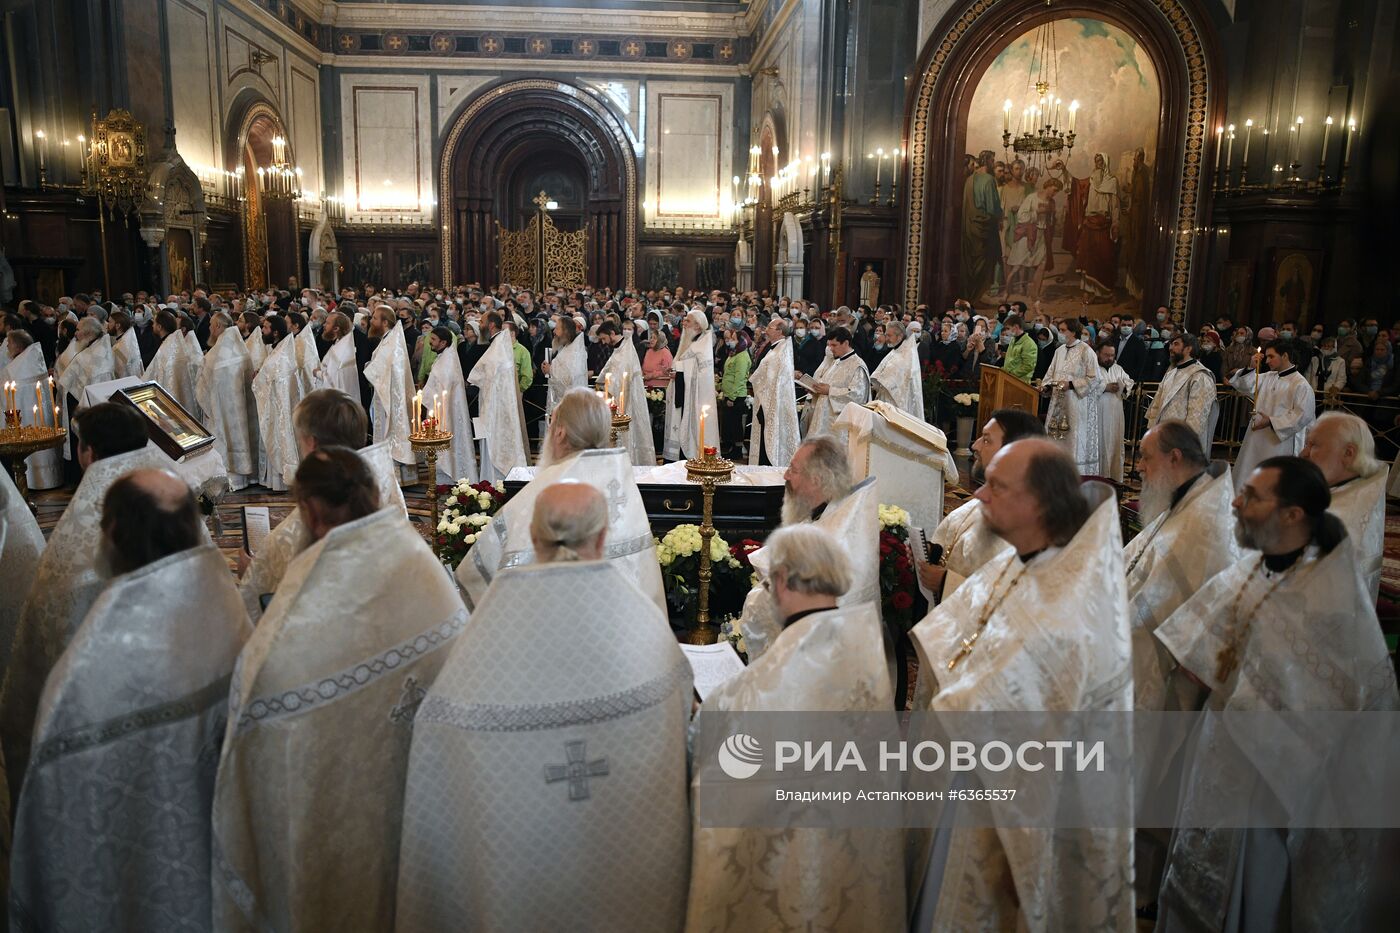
[961,18,1160,316]
[1217,260,1254,325]
[1268,248,1321,330]
[167,228,195,294]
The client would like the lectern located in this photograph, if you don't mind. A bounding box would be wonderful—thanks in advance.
[976,365,1041,436]
[834,401,959,536]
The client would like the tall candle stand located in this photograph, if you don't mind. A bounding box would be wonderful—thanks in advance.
[0,419,66,512]
[684,446,735,645]
[410,419,453,560]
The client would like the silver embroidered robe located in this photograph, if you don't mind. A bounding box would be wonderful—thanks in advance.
[396,560,691,933]
[420,340,476,484]
[0,343,61,488]
[1327,469,1386,604]
[146,330,199,415]
[468,332,527,483]
[1147,358,1217,451]
[663,321,718,461]
[364,322,416,483]
[1227,367,1315,492]
[111,325,144,379]
[197,327,257,489]
[212,506,468,932]
[250,336,303,491]
[599,336,657,465]
[546,331,588,415]
[928,497,1010,596]
[869,336,923,421]
[1043,340,1104,475]
[747,336,800,467]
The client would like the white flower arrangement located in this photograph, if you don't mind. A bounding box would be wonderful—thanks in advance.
[878,503,911,530]
[646,388,666,402]
[952,392,980,407]
[435,478,507,565]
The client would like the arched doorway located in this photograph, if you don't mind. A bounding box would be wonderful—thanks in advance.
[900,0,1222,319]
[439,79,638,289]
[227,98,300,290]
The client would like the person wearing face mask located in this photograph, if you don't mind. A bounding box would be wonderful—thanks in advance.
[1221,324,1256,374]
[792,316,826,375]
[1144,319,1174,382]
[1334,319,1363,363]
[1113,316,1148,381]
[1031,326,1056,381]
[1310,337,1347,393]
[1359,317,1382,355]
[1039,318,1103,475]
[718,322,753,461]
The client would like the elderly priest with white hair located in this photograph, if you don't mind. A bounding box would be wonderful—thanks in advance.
[909,440,1133,933]
[455,387,663,612]
[663,308,718,461]
[687,524,906,931]
[212,447,466,932]
[397,482,692,932]
[238,388,408,620]
[869,321,923,420]
[145,308,200,414]
[10,469,250,930]
[1300,411,1386,603]
[738,434,880,661]
[1,404,178,809]
[1153,456,1398,932]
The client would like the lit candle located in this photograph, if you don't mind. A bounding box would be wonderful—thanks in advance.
[699,404,710,452]
[34,129,46,173]
[35,381,42,415]
[54,403,59,427]
[604,373,612,405]
[875,148,884,189]
[1002,99,1012,134]
[1068,100,1078,134]
[1320,116,1333,178]
[1214,126,1224,172]
[1242,119,1254,172]
[1293,115,1304,165]
[413,390,422,432]
[33,404,38,427]
[619,373,628,417]
[1225,125,1235,175]
[1344,117,1357,167]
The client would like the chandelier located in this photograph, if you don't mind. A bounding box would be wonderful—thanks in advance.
[1000,19,1078,165]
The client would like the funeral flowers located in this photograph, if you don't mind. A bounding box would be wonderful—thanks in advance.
[878,503,919,631]
[434,479,507,566]
[655,524,749,628]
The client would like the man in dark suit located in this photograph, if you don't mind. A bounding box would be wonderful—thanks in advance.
[191,296,213,351]
[1114,316,1148,382]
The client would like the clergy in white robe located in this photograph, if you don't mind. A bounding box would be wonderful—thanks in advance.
[183,327,205,396]
[293,318,321,394]
[596,322,656,465]
[543,317,588,415]
[364,318,417,484]
[868,322,923,421]
[0,334,62,488]
[1153,457,1398,933]
[1300,411,1387,603]
[250,331,303,491]
[909,443,1133,933]
[317,312,358,399]
[739,436,881,661]
[212,449,466,932]
[807,327,871,435]
[10,472,250,931]
[56,322,114,458]
[1095,343,1134,481]
[1227,341,1315,492]
[242,323,268,376]
[1041,322,1103,475]
[455,388,663,612]
[108,312,144,379]
[238,389,408,620]
[662,309,718,461]
[469,321,528,483]
[420,328,476,484]
[748,322,801,466]
[0,467,44,689]
[397,484,690,933]
[1146,338,1218,451]
[144,310,199,414]
[688,526,906,932]
[197,314,258,490]
[0,407,177,810]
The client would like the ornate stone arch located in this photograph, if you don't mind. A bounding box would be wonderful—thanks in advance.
[139,135,207,294]
[776,211,804,299]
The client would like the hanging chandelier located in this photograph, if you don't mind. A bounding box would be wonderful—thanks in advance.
[1000,18,1078,165]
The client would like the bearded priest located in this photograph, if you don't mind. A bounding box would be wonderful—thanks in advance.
[10,470,250,930]
[748,316,800,467]
[56,318,114,459]
[420,326,476,484]
[662,309,718,461]
[687,525,906,932]
[238,389,408,620]
[317,311,359,400]
[542,314,588,415]
[908,440,1134,933]
[397,483,691,933]
[1300,411,1386,603]
[455,387,662,612]
[145,309,199,414]
[1,404,179,809]
[251,316,304,491]
[212,447,466,932]
[869,322,923,420]
[738,435,881,661]
[363,309,417,484]
[469,311,528,483]
[197,312,258,491]
[596,320,656,466]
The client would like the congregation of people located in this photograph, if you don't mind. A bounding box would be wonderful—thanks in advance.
[0,279,1397,931]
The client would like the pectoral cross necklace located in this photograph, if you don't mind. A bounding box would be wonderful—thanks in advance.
[946,558,1026,671]
[1214,555,1294,684]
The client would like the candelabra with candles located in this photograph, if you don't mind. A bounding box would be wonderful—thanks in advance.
[410,389,454,560]
[595,373,633,449]
[683,405,733,645]
[0,378,65,510]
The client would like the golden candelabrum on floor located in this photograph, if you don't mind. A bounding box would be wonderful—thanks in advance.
[410,413,453,560]
[610,412,631,449]
[684,442,734,646]
[0,424,66,511]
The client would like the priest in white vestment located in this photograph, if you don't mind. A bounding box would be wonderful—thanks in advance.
[1146,335,1218,450]
[183,326,205,397]
[364,315,417,484]
[0,467,44,689]
[197,313,258,491]
[1300,411,1387,603]
[543,316,588,415]
[397,483,691,933]
[145,310,199,414]
[317,311,358,399]
[455,388,663,612]
[420,327,476,484]
[107,311,144,379]
[869,322,923,420]
[909,441,1134,933]
[0,405,178,809]
[212,448,466,932]
[1040,319,1103,475]
[238,389,408,620]
[250,325,304,491]
[57,321,114,458]
[663,309,718,461]
[242,318,268,376]
[1095,342,1134,481]
[1227,340,1315,492]
[293,317,321,395]
[10,471,250,931]
[1154,456,1398,932]
[739,435,881,661]
[688,526,906,932]
[469,316,528,483]
[747,318,800,466]
[597,321,655,465]
[1,332,61,488]
[807,325,871,435]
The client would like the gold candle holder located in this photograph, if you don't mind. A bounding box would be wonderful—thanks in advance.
[610,412,631,449]
[410,421,454,560]
[0,424,67,511]
[683,447,734,645]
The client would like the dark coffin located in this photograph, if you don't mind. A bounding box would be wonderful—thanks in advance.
[503,477,784,538]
